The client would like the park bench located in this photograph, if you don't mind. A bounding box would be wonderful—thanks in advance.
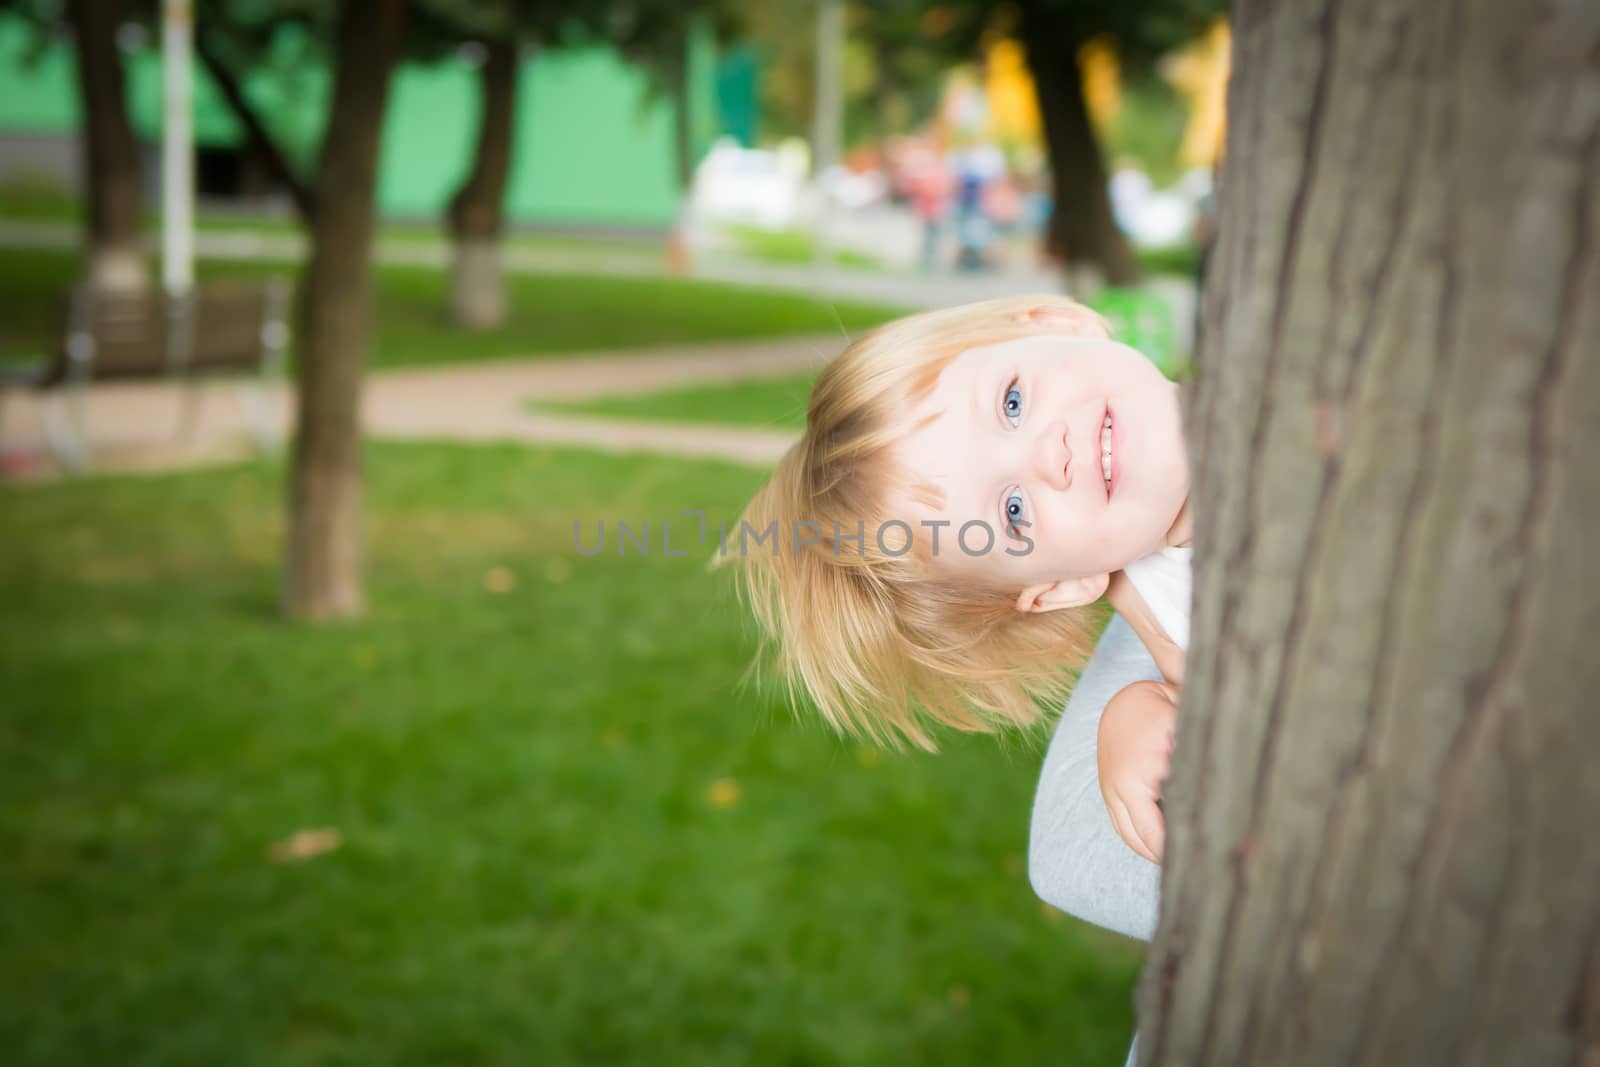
[0,279,291,470]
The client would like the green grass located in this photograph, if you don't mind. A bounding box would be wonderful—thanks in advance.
[727,224,883,271]
[0,443,1138,1064]
[1135,243,1202,279]
[0,248,907,369]
[537,371,819,430]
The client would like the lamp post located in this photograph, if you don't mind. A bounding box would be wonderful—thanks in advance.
[161,0,194,299]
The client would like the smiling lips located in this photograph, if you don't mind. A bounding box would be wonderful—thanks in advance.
[1100,407,1115,498]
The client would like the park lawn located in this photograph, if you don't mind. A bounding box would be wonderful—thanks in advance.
[536,371,819,430]
[726,224,883,271]
[0,247,907,370]
[0,442,1138,1066]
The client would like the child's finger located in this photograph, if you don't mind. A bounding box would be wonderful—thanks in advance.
[1109,794,1159,865]
[1127,792,1167,864]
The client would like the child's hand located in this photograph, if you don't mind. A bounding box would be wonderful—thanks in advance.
[1097,680,1180,865]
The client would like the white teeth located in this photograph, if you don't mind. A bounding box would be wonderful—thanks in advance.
[1101,414,1114,489]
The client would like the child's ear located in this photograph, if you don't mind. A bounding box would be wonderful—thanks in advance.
[1015,573,1110,614]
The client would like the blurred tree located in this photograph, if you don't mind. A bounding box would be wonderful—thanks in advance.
[434,1,522,331]
[433,1,610,330]
[605,0,741,270]
[744,0,949,148]
[193,6,319,222]
[1011,0,1223,287]
[11,0,153,291]
[1140,0,1600,1062]
[282,0,408,620]
[864,0,1219,287]
[852,0,949,150]
[66,0,147,290]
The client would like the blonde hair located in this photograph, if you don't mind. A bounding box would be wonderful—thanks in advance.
[730,294,1112,751]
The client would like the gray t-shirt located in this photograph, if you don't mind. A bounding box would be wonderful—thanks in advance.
[1028,615,1163,1066]
[1028,614,1163,939]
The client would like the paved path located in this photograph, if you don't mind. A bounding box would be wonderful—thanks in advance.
[1,335,828,481]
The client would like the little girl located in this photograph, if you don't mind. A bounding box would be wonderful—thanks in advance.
[732,294,1192,864]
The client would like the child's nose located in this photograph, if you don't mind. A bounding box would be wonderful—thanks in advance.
[1033,418,1073,490]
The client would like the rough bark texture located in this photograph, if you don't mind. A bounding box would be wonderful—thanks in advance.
[1017,3,1140,290]
[66,0,147,292]
[283,0,406,621]
[447,38,518,330]
[1139,1,1600,1065]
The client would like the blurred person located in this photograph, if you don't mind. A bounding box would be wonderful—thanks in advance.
[904,146,954,273]
[981,173,1024,269]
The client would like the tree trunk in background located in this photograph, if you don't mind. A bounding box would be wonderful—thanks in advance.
[663,23,694,275]
[446,38,519,331]
[871,37,898,155]
[66,0,147,292]
[283,0,406,621]
[1139,0,1599,1064]
[1018,3,1140,290]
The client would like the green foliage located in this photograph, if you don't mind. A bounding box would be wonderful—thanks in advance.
[1089,286,1184,377]
[1135,241,1201,279]
[1107,73,1189,187]
[0,442,1141,1064]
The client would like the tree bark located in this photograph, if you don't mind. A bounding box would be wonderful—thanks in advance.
[1139,1,1600,1065]
[283,0,406,621]
[446,38,519,331]
[1018,4,1140,290]
[65,0,147,292]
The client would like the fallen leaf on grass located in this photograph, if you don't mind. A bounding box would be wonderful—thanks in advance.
[268,827,343,864]
[706,778,741,809]
[483,566,517,593]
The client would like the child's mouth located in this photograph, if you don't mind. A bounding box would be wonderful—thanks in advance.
[1101,406,1116,499]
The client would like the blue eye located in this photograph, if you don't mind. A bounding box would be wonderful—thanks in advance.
[1004,490,1025,533]
[1002,381,1023,427]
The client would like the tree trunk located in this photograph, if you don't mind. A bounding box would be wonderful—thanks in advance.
[1018,4,1140,290]
[446,38,519,331]
[65,0,146,292]
[871,37,897,154]
[664,25,694,275]
[283,0,406,621]
[1139,1,1600,1065]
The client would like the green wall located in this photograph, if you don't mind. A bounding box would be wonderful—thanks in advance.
[0,18,721,227]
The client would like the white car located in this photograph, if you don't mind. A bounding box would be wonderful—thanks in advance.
[691,140,806,229]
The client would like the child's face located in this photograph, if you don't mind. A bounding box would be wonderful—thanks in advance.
[889,333,1188,598]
